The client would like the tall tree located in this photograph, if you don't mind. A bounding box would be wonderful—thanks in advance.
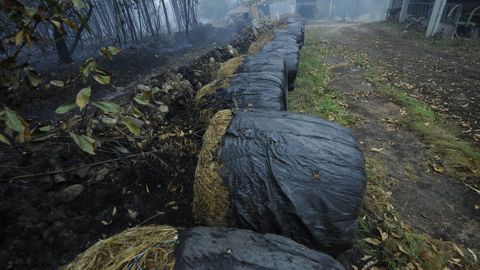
[140,0,156,35]
[52,26,73,64]
[161,0,172,34]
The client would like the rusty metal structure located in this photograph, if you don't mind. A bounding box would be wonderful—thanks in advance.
[392,0,480,37]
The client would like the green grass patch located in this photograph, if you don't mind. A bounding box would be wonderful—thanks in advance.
[289,37,351,126]
[366,66,480,185]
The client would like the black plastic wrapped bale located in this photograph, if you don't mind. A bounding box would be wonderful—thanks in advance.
[64,225,344,270]
[273,29,299,45]
[175,227,345,270]
[237,52,288,87]
[261,42,299,91]
[196,72,287,122]
[194,110,367,253]
[287,22,305,47]
[217,72,287,110]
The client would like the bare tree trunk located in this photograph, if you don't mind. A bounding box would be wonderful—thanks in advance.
[183,0,190,33]
[161,0,172,34]
[90,9,105,46]
[136,1,145,40]
[69,4,94,55]
[171,0,184,32]
[189,0,198,29]
[122,0,138,42]
[141,0,156,36]
[151,0,163,34]
[96,2,114,39]
[111,0,126,46]
[43,0,201,58]
[52,27,73,64]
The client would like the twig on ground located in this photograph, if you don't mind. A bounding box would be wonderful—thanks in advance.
[137,211,166,227]
[1,149,164,183]
[465,183,480,195]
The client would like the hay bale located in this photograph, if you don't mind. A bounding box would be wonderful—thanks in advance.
[193,109,366,254]
[196,66,288,123]
[237,53,288,86]
[195,79,232,122]
[216,72,287,108]
[217,56,244,78]
[63,225,178,270]
[262,33,300,91]
[287,21,305,47]
[248,30,274,54]
[193,110,233,225]
[195,56,243,122]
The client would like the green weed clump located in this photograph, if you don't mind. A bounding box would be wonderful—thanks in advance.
[289,36,351,126]
[366,66,480,185]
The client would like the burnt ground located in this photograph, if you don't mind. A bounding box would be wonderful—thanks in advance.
[312,21,480,146]
[0,23,256,270]
[307,22,480,251]
[1,23,243,123]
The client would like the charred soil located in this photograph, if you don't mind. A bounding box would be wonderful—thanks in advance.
[0,24,256,270]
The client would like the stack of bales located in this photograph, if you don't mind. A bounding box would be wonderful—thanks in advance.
[193,19,367,255]
[196,24,306,123]
[65,20,364,270]
[263,29,300,90]
[287,21,305,47]
[196,57,288,122]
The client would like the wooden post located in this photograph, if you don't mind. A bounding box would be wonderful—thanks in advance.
[399,0,411,22]
[426,0,448,37]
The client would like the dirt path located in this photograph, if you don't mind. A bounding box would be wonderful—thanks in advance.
[310,21,480,146]
[307,22,480,250]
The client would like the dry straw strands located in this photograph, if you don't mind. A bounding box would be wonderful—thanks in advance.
[63,225,178,270]
[193,110,233,226]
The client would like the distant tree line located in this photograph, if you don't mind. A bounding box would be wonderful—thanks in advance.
[0,0,200,148]
[1,0,200,64]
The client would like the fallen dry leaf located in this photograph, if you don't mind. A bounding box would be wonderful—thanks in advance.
[431,164,445,173]
[452,244,465,258]
[398,244,410,255]
[364,238,382,246]
[407,262,416,270]
[361,255,373,261]
[371,147,384,153]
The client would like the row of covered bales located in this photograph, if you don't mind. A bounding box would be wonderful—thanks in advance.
[65,19,367,270]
